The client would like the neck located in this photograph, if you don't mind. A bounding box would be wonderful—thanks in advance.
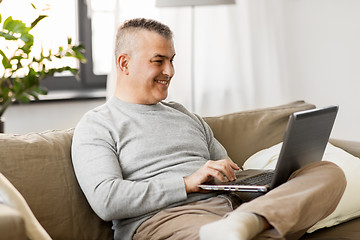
[114,83,159,105]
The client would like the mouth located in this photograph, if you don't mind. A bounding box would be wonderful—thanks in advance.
[154,79,170,86]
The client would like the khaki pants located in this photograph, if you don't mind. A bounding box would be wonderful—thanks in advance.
[133,161,346,240]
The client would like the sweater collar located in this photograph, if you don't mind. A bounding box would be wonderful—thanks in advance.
[109,97,165,112]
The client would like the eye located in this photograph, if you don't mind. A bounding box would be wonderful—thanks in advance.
[152,59,163,64]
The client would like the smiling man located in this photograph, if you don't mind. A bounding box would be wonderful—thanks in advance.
[71,18,346,240]
[114,23,175,105]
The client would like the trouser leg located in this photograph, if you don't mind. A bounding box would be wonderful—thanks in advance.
[233,161,346,239]
[133,196,234,240]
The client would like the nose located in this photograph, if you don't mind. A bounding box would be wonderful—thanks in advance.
[163,60,175,78]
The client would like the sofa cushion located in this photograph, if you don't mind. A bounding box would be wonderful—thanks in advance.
[0,129,113,240]
[203,101,315,166]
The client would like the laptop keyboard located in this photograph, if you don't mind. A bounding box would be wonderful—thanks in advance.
[231,171,275,186]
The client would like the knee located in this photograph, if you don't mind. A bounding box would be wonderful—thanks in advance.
[291,161,347,192]
[323,161,347,189]
[309,161,347,193]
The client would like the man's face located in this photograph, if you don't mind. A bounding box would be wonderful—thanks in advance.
[126,30,175,105]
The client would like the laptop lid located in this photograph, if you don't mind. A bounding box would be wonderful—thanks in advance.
[269,105,338,189]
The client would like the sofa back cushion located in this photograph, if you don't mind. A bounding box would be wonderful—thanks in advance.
[0,129,113,240]
[204,101,315,166]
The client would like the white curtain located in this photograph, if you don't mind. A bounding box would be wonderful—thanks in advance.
[88,0,288,116]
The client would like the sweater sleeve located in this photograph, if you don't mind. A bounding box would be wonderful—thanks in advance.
[71,114,188,222]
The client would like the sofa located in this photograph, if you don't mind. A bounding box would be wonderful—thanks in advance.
[0,100,359,240]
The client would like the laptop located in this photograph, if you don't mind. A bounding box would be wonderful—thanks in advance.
[198,105,338,193]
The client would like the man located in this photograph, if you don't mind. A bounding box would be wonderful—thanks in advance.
[72,18,346,240]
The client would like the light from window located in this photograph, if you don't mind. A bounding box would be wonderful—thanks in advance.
[0,0,78,76]
[88,0,116,75]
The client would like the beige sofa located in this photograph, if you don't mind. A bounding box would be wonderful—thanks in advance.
[0,100,359,239]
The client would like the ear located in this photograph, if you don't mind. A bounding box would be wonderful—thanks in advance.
[117,54,130,75]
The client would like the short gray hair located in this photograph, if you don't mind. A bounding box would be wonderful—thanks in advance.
[114,18,173,63]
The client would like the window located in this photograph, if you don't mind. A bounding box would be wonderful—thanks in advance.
[0,0,108,100]
[88,0,116,76]
[43,0,107,96]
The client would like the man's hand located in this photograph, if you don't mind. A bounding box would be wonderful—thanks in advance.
[183,159,240,194]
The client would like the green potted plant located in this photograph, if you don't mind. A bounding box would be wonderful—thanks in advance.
[0,2,86,133]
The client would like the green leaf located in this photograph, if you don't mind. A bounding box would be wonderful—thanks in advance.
[69,68,79,75]
[30,15,47,29]
[21,42,33,54]
[0,31,18,40]
[32,86,48,95]
[12,79,21,92]
[31,3,37,10]
[0,13,2,24]
[27,86,47,100]
[11,55,23,60]
[0,50,12,69]
[3,17,29,34]
[3,16,12,28]
[1,88,10,102]
[26,91,38,100]
[71,44,86,55]
[40,50,44,61]
[64,46,87,63]
[17,95,31,103]
[65,52,72,57]
[20,32,34,43]
[74,50,87,63]
[26,68,38,86]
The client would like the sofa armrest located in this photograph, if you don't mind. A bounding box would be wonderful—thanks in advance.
[0,203,27,240]
[330,139,360,158]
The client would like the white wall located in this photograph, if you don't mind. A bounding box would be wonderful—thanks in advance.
[280,0,360,141]
[2,99,106,134]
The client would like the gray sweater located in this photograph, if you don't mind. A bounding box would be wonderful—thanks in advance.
[71,97,229,240]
